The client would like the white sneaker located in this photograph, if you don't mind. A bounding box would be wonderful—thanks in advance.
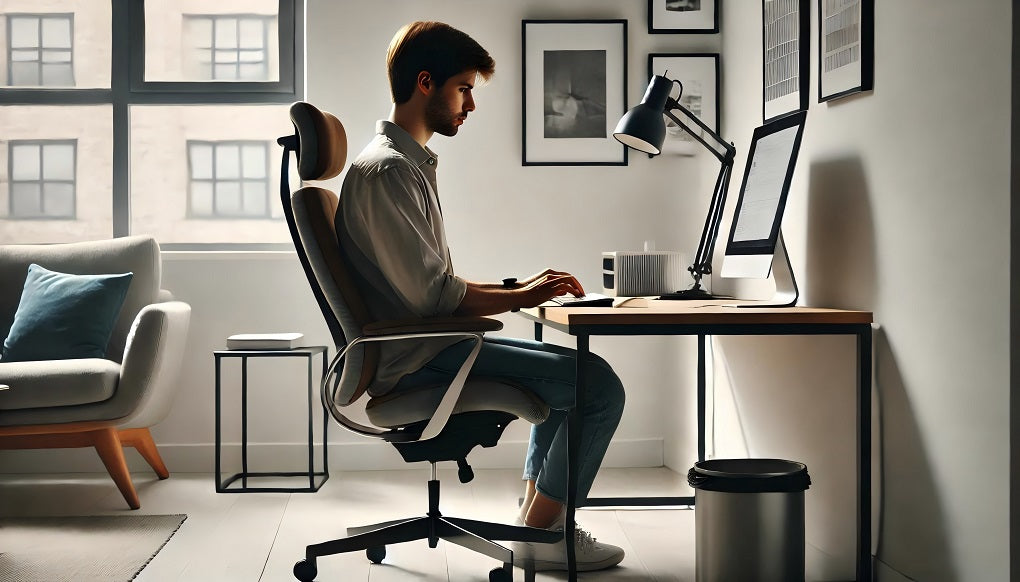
[511,518,625,572]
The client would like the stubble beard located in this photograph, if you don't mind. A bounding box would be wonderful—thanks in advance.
[425,93,462,137]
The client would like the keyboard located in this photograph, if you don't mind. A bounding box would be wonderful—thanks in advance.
[549,293,614,307]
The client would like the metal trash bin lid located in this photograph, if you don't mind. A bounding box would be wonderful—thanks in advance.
[688,458,810,493]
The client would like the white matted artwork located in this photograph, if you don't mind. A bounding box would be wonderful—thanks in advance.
[648,53,720,156]
[818,0,874,101]
[648,0,719,33]
[762,0,810,122]
[522,20,628,166]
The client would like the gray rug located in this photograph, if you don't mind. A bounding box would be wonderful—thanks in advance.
[0,514,186,582]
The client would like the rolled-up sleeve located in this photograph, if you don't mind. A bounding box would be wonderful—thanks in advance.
[342,163,466,317]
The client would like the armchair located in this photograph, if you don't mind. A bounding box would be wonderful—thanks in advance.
[280,102,558,582]
[0,236,191,509]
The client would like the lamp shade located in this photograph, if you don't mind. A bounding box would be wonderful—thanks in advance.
[613,74,675,155]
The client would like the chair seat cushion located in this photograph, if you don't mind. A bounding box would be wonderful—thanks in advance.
[0,359,120,410]
[365,378,550,428]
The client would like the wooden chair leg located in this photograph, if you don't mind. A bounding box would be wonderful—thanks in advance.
[93,427,140,510]
[120,428,170,479]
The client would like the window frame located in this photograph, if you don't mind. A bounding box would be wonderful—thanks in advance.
[8,138,78,220]
[182,13,273,82]
[0,0,304,250]
[187,139,271,219]
[6,13,75,87]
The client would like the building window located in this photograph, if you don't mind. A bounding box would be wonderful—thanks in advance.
[7,14,74,87]
[9,140,76,219]
[188,141,269,218]
[184,15,271,81]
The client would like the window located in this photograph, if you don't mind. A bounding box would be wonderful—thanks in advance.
[7,14,74,87]
[9,140,76,219]
[0,0,303,247]
[184,15,271,81]
[189,141,269,218]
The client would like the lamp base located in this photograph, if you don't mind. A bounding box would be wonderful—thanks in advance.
[658,287,717,301]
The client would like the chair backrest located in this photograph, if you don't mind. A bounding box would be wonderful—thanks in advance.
[0,235,160,363]
[282,101,378,406]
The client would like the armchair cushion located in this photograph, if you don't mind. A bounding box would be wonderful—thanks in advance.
[1,265,133,362]
[0,358,120,410]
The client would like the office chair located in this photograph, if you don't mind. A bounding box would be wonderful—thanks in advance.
[278,102,560,582]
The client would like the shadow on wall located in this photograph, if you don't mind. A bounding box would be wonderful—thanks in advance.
[804,156,877,310]
[805,156,955,579]
[873,328,956,580]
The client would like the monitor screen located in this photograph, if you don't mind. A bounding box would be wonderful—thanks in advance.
[721,110,807,279]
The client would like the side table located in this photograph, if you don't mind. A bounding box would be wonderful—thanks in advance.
[214,346,329,493]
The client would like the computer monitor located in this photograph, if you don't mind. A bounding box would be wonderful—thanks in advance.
[720,110,807,306]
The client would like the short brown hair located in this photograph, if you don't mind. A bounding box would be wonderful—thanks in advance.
[386,21,495,104]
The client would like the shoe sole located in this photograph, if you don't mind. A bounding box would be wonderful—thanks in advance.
[513,554,625,572]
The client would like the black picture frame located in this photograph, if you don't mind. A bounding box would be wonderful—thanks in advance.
[522,19,628,166]
[648,0,719,34]
[762,0,811,123]
[818,0,874,102]
[647,53,721,156]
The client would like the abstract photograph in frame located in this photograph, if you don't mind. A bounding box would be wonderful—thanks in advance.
[819,0,874,101]
[522,20,628,166]
[648,53,720,156]
[762,0,810,122]
[648,0,719,34]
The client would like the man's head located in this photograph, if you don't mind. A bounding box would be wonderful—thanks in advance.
[386,21,494,136]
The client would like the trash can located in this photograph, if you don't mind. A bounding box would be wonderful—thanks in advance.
[688,458,811,582]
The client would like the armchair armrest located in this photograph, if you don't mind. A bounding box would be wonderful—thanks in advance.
[115,301,191,428]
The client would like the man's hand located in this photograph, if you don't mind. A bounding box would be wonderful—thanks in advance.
[454,268,585,316]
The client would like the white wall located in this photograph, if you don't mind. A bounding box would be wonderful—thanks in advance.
[718,2,1011,581]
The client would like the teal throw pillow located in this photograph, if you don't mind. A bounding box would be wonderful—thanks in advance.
[1,264,134,362]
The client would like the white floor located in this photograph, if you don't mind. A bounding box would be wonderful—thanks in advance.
[0,467,696,581]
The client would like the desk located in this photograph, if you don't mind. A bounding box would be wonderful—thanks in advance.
[518,303,873,582]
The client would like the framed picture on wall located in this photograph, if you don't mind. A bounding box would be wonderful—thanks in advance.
[818,0,874,101]
[762,0,810,122]
[648,53,720,156]
[522,19,628,166]
[648,0,719,34]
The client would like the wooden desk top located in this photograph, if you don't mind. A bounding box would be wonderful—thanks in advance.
[520,300,873,328]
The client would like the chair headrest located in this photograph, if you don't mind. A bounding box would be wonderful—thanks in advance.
[289,101,348,181]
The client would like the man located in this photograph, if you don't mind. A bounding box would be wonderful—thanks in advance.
[336,21,626,572]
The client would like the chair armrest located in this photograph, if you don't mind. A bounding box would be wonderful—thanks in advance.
[115,300,191,428]
[362,316,502,336]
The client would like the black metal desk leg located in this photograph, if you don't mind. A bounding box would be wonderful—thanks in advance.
[534,322,543,342]
[698,334,707,463]
[321,348,329,479]
[857,326,873,582]
[566,334,589,582]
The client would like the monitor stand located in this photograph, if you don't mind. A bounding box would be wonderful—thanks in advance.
[737,231,799,308]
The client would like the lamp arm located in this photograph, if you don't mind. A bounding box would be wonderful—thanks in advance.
[662,100,735,164]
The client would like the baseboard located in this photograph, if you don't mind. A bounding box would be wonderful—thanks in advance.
[0,437,664,474]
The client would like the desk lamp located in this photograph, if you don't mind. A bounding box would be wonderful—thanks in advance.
[613,74,736,300]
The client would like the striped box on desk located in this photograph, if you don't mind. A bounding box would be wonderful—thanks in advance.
[601,251,686,297]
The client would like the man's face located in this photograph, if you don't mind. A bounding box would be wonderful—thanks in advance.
[425,69,477,137]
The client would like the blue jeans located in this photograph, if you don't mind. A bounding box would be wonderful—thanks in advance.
[393,336,626,505]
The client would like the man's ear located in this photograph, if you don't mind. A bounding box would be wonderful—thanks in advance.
[416,71,432,95]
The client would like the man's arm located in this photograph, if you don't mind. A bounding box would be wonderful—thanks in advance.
[454,272,585,316]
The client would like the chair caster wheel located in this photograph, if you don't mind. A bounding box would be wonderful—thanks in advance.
[293,559,317,581]
[366,545,386,564]
[489,566,512,582]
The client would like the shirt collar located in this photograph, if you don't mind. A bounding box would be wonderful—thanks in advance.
[376,120,438,169]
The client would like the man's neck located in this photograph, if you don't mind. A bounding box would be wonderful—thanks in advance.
[389,106,433,148]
